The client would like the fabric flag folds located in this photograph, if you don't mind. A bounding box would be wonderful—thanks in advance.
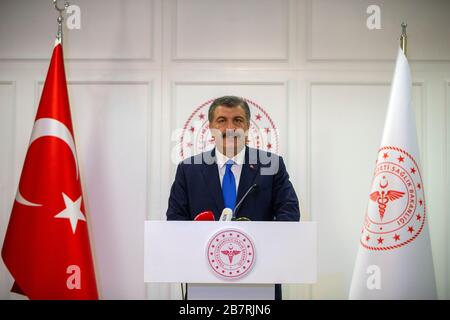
[349,47,436,299]
[1,40,98,299]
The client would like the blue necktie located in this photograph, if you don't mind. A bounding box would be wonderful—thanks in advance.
[222,160,236,210]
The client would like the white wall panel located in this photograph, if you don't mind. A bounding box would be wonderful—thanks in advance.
[447,82,450,299]
[0,0,154,60]
[309,0,450,61]
[68,82,150,299]
[310,83,423,298]
[444,81,450,299]
[424,77,449,296]
[0,82,15,299]
[172,0,289,61]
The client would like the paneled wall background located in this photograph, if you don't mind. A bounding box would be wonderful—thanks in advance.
[0,0,449,299]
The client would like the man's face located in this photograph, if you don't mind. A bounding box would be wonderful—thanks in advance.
[209,105,250,157]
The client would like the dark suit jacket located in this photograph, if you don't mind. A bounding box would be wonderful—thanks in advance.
[166,146,300,221]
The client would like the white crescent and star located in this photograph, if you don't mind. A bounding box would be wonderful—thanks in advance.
[29,118,79,179]
[15,118,79,207]
[14,118,86,234]
[16,190,42,207]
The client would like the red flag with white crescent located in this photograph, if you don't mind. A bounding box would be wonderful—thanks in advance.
[1,40,98,299]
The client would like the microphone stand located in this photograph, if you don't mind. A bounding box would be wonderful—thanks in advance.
[232,183,258,219]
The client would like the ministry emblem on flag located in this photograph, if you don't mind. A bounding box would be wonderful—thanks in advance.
[361,146,426,251]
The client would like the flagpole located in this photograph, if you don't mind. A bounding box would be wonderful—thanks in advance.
[53,0,69,44]
[400,22,407,56]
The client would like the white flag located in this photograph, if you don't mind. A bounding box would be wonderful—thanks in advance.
[349,47,436,299]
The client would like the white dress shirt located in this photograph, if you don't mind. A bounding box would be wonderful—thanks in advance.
[216,147,245,193]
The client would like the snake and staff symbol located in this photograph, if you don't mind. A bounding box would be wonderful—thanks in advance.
[369,176,405,221]
[221,244,241,264]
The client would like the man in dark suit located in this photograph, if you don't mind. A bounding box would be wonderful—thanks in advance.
[166,96,300,298]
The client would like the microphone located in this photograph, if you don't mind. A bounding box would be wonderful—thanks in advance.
[232,183,258,219]
[194,210,215,221]
[219,208,233,221]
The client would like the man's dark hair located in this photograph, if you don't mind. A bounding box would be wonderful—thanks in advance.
[208,96,251,123]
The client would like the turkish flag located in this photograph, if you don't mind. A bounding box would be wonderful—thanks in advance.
[1,40,98,299]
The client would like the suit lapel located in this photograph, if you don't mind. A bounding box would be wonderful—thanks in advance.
[236,147,259,205]
[201,148,224,215]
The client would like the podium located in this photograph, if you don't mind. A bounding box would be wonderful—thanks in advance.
[144,221,317,300]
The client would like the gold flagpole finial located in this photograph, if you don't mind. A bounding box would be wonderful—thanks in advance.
[400,22,407,56]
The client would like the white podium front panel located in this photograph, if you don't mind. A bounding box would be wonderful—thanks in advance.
[144,221,317,284]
